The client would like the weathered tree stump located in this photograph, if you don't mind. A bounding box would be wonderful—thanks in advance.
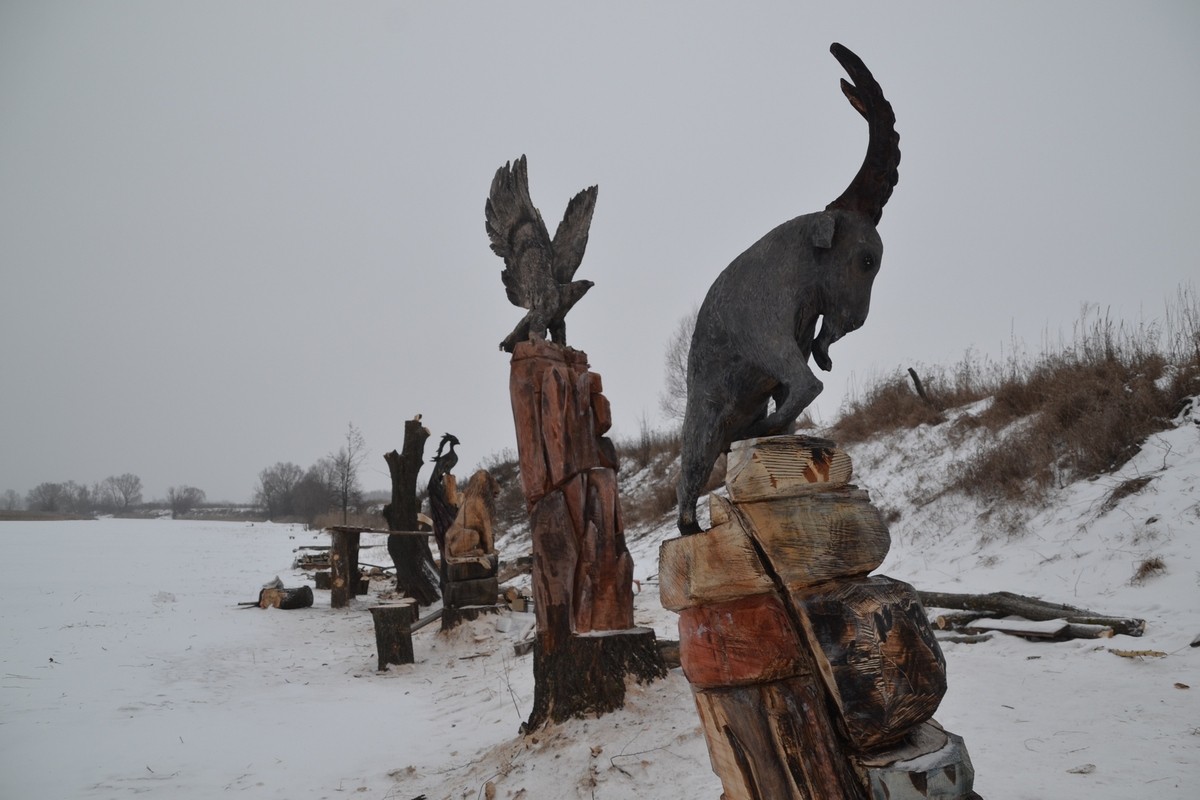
[660,436,979,799]
[382,415,441,606]
[369,600,419,670]
[508,339,666,729]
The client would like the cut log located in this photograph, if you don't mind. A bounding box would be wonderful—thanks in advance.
[258,585,314,609]
[934,610,990,630]
[329,528,361,608]
[917,590,1144,637]
[369,601,418,670]
[963,617,1114,640]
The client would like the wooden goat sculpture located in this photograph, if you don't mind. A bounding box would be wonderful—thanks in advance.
[677,43,900,534]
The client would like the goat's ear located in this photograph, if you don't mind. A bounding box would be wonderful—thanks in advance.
[811,212,836,249]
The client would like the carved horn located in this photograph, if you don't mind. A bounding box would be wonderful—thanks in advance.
[825,43,900,226]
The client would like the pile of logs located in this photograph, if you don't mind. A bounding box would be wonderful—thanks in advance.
[922,590,1145,642]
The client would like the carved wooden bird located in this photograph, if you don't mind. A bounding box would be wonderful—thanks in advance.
[485,155,597,353]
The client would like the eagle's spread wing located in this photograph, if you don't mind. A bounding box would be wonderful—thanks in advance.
[485,155,554,309]
[551,185,597,284]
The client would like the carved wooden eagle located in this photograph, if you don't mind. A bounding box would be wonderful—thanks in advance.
[485,155,597,353]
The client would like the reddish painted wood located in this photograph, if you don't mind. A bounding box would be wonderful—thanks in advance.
[509,339,658,728]
[678,593,806,688]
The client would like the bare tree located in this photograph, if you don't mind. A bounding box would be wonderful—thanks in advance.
[659,307,698,423]
[294,458,335,527]
[26,482,67,513]
[166,485,206,518]
[104,473,143,510]
[330,423,368,524]
[2,489,23,511]
[254,462,304,519]
[66,482,95,515]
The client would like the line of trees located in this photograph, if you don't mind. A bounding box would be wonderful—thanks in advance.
[2,474,213,519]
[254,422,369,525]
[17,473,146,514]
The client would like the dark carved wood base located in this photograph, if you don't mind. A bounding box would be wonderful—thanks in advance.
[369,600,418,670]
[524,627,667,731]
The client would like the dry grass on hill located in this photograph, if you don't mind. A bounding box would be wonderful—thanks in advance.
[832,291,1200,502]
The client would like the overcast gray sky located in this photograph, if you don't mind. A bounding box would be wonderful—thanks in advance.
[2,1,1197,503]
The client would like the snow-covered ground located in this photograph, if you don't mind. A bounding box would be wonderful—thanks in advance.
[3,401,1198,799]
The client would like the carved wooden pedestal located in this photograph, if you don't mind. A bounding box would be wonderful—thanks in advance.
[660,436,979,800]
[441,553,501,631]
[509,339,666,729]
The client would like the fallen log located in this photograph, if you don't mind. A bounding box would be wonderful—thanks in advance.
[917,589,1144,637]
[963,617,1114,640]
[934,610,990,630]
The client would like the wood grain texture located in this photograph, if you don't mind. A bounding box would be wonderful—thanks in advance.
[509,340,654,730]
[791,575,946,752]
[678,593,807,688]
[738,485,890,589]
[692,676,868,800]
[659,516,774,611]
[725,435,854,502]
[329,528,361,609]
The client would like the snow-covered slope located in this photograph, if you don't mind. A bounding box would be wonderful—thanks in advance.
[2,399,1197,799]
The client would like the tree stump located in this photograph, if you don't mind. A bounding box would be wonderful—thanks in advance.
[508,339,666,729]
[369,600,419,670]
[660,435,980,799]
[382,415,441,606]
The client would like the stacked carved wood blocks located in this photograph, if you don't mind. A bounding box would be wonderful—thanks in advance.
[660,435,979,800]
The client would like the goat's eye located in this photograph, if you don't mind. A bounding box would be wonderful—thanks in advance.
[862,254,876,271]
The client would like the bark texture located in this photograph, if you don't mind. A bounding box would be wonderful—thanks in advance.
[382,416,440,606]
